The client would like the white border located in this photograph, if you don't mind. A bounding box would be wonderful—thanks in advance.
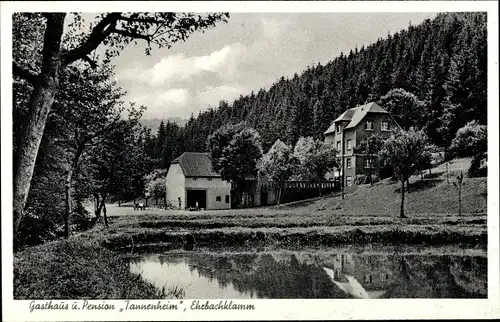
[2,1,499,321]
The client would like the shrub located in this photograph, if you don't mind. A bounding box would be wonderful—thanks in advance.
[449,121,487,158]
[15,213,63,250]
[431,151,445,166]
[72,205,96,231]
[468,152,487,178]
[378,164,394,179]
[354,174,380,185]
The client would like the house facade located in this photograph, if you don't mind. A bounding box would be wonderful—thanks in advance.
[324,102,399,186]
[165,152,231,210]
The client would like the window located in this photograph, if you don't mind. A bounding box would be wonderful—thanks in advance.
[192,177,197,181]
[364,159,371,168]
[381,121,389,131]
[381,273,389,282]
[336,124,341,134]
[208,177,212,181]
[225,195,230,203]
[346,176,352,186]
[216,196,222,202]
[365,120,374,130]
[346,139,352,150]
[364,274,372,283]
[346,158,352,168]
[336,141,341,151]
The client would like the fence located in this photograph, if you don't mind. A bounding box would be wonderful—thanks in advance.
[237,179,340,207]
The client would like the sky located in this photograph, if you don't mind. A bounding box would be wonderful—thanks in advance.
[100,13,438,120]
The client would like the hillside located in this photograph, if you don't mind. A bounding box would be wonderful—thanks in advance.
[281,158,487,217]
[139,117,187,132]
[142,12,486,164]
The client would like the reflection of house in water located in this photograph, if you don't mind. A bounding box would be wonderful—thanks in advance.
[331,254,356,280]
[131,253,487,299]
[326,254,395,298]
[352,255,395,298]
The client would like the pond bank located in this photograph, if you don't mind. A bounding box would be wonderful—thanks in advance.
[101,225,486,251]
[14,209,487,299]
[13,235,184,300]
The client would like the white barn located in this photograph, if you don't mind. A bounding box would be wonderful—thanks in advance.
[165,152,231,210]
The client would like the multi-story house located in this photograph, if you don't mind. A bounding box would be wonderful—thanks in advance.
[324,102,400,186]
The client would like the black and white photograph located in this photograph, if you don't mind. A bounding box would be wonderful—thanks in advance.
[1,1,499,321]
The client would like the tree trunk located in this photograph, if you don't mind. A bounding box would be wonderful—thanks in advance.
[318,179,323,197]
[64,167,73,238]
[64,146,84,238]
[458,187,462,216]
[96,199,104,219]
[276,184,282,205]
[400,179,406,218]
[100,190,108,226]
[13,14,66,237]
[103,203,108,227]
[94,193,101,218]
[118,199,121,207]
[96,192,107,219]
[369,160,373,185]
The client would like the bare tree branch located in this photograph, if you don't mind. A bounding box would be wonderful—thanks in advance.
[111,28,151,42]
[12,62,39,84]
[82,55,98,69]
[82,116,122,144]
[117,16,159,24]
[62,12,122,66]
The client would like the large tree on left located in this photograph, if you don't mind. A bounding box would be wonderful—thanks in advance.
[12,12,229,236]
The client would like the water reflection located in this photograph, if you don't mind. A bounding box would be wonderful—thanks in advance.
[129,252,487,299]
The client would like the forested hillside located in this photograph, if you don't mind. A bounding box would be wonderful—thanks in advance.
[146,12,487,168]
[139,117,187,132]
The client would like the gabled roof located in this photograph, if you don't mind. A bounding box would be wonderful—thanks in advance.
[171,152,221,178]
[324,102,389,135]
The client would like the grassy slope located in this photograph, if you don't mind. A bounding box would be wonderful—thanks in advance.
[14,158,487,299]
[286,158,486,216]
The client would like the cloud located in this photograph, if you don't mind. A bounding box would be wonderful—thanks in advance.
[158,88,188,105]
[117,43,245,87]
[132,88,188,106]
[259,14,293,39]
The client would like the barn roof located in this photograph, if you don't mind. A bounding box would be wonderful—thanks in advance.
[324,102,389,135]
[171,152,221,178]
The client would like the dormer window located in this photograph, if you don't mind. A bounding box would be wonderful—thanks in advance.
[365,120,374,130]
[381,121,389,131]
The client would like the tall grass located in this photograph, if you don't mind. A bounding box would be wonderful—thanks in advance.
[13,237,184,299]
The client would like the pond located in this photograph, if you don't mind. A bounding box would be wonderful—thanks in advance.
[129,250,487,299]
